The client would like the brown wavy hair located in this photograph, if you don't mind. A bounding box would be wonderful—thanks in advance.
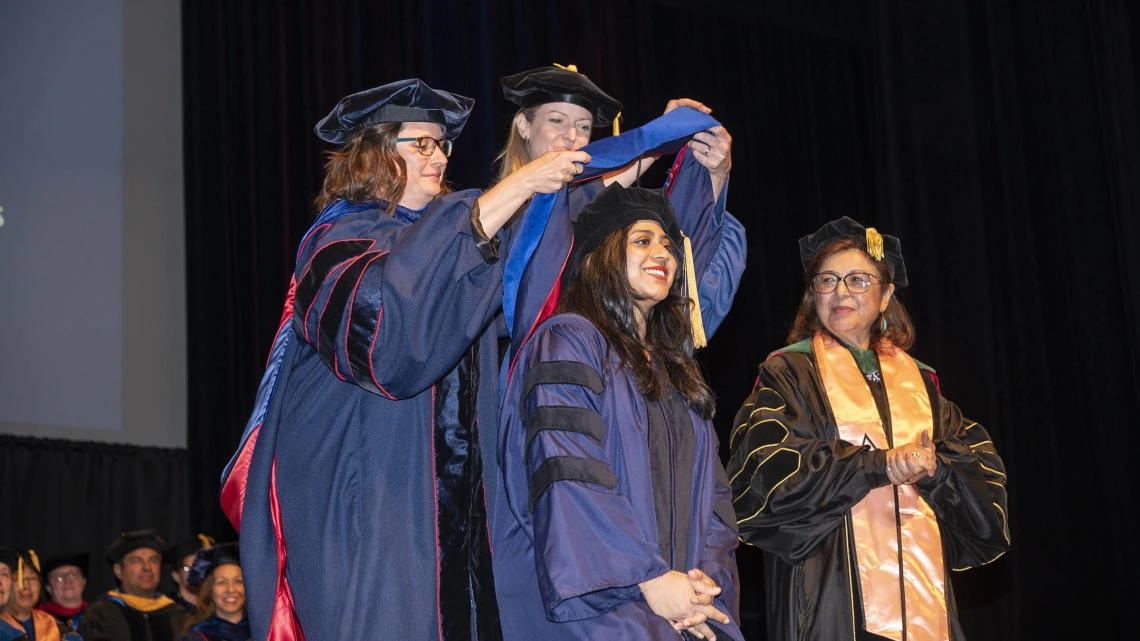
[314,122,451,212]
[494,108,539,183]
[182,565,246,633]
[557,224,716,418]
[788,237,915,349]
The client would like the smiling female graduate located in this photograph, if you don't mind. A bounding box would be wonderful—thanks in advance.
[493,185,745,641]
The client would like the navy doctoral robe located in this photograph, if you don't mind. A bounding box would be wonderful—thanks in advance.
[493,314,745,639]
[221,129,745,640]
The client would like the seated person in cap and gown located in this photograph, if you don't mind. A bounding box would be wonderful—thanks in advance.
[36,554,88,631]
[0,551,13,641]
[178,544,249,641]
[493,185,746,640]
[78,530,189,641]
[726,218,1010,641]
[496,65,744,340]
[0,549,80,641]
[221,78,592,640]
[164,536,214,614]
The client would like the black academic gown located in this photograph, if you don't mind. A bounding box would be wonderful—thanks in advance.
[725,344,1011,640]
[77,595,189,641]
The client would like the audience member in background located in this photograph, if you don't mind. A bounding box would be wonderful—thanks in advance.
[179,544,248,641]
[0,549,17,640]
[77,530,189,641]
[164,536,214,614]
[36,554,87,630]
[0,549,79,641]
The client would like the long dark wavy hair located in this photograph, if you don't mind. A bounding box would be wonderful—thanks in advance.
[557,223,716,418]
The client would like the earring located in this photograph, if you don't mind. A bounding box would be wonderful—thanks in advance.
[881,315,888,332]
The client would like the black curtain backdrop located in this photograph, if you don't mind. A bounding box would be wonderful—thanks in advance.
[0,435,190,599]
[180,1,1140,638]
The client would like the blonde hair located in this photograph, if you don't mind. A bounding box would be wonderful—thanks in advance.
[494,108,539,182]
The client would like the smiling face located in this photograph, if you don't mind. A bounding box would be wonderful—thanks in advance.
[813,248,895,349]
[395,121,448,210]
[624,221,677,317]
[209,563,245,623]
[519,102,593,156]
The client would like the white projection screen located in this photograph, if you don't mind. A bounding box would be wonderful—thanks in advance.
[0,0,186,448]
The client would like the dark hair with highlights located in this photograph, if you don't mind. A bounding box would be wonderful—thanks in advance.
[183,564,246,633]
[558,224,716,418]
[788,237,915,349]
[314,122,451,212]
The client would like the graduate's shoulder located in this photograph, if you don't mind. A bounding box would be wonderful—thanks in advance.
[523,313,609,365]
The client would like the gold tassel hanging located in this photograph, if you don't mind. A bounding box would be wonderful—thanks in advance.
[612,112,622,136]
[865,227,885,261]
[197,534,216,549]
[552,63,579,73]
[16,555,23,590]
[28,549,39,573]
[682,233,707,349]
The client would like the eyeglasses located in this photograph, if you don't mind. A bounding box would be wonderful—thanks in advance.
[49,571,83,584]
[395,136,452,158]
[812,271,880,294]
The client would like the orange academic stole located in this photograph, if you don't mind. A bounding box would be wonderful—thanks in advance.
[812,332,948,641]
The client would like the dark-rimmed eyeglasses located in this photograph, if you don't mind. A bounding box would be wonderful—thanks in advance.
[812,271,880,294]
[395,136,452,158]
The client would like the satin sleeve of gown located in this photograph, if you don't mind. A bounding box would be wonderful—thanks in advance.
[666,152,746,338]
[291,190,503,399]
[916,383,1011,569]
[520,318,671,622]
[725,354,892,563]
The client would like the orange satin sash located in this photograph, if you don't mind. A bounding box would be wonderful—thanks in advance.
[1,610,62,641]
[812,332,948,641]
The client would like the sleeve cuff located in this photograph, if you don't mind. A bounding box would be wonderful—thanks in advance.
[470,198,501,264]
[865,449,892,488]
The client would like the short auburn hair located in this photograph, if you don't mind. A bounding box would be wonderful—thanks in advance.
[314,122,451,212]
[788,237,916,350]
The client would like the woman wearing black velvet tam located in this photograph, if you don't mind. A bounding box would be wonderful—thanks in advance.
[497,64,746,341]
[221,79,589,640]
[179,544,248,641]
[726,217,1011,641]
[495,184,744,640]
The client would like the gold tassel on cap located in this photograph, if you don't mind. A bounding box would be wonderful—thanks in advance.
[612,112,622,136]
[681,233,707,349]
[865,227,885,261]
[198,534,216,549]
[16,555,23,590]
[552,63,579,73]
[29,549,39,573]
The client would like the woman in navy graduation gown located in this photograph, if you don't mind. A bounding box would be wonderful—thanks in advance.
[494,185,745,640]
[179,545,249,641]
[220,79,590,641]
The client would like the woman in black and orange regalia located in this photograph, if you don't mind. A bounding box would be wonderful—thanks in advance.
[726,217,1010,641]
